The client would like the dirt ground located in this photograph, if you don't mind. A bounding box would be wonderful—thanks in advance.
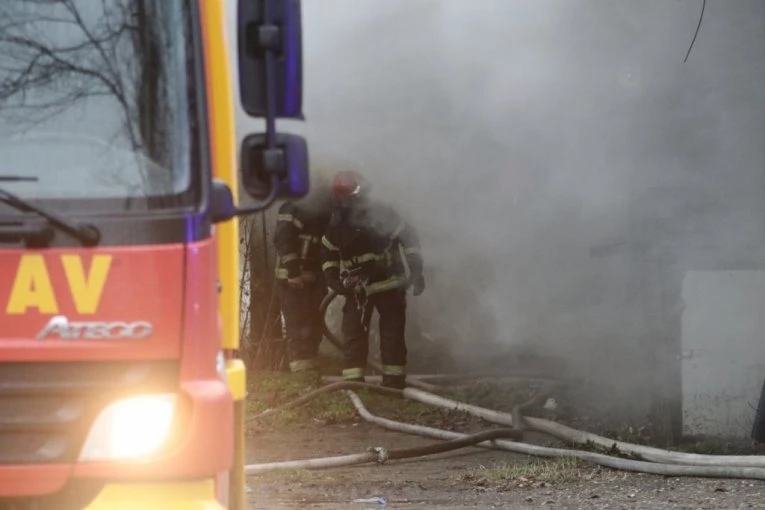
[243,371,765,509]
[245,423,765,509]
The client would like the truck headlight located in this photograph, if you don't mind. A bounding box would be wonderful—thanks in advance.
[79,394,176,461]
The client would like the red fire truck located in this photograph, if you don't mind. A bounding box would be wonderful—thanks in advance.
[0,0,307,508]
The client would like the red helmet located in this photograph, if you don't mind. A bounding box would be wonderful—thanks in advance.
[332,170,370,201]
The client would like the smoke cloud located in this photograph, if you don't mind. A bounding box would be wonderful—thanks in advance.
[235,1,765,422]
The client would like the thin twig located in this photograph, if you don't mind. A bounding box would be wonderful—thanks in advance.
[683,0,706,63]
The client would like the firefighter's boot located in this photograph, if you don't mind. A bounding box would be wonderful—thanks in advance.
[381,374,406,391]
[342,367,365,385]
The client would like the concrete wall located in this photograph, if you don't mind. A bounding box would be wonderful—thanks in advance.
[682,271,765,438]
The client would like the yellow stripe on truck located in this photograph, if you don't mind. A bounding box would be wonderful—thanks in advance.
[199,2,246,510]
[226,359,248,401]
[201,0,238,352]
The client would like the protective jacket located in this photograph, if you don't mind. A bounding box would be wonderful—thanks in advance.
[320,201,423,295]
[274,201,331,282]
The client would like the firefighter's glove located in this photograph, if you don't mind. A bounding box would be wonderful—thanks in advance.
[287,276,304,289]
[342,275,362,293]
[412,274,426,296]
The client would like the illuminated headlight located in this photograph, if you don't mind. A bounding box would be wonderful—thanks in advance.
[79,394,176,461]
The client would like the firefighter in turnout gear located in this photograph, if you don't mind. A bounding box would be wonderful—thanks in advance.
[321,170,425,389]
[274,183,333,374]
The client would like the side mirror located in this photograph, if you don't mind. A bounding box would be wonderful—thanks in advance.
[209,179,238,224]
[240,133,309,201]
[236,0,307,213]
[238,0,303,119]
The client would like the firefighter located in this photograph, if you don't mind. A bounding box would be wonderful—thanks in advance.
[274,181,333,376]
[321,170,425,389]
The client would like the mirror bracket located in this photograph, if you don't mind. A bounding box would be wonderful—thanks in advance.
[256,24,281,53]
[263,147,286,176]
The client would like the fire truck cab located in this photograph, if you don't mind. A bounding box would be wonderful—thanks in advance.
[0,0,306,508]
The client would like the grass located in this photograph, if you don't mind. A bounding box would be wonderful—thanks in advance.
[245,354,486,431]
[463,457,594,488]
[246,369,357,430]
[362,390,479,429]
[447,382,532,414]
[246,376,476,431]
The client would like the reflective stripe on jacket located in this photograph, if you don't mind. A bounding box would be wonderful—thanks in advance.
[320,201,423,296]
[274,202,330,280]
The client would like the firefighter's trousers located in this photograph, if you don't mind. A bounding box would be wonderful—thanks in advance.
[279,282,327,372]
[341,288,407,388]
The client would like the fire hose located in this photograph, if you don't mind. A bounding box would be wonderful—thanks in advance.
[246,426,522,474]
[244,289,765,478]
[344,391,765,480]
[245,382,765,479]
[400,388,765,468]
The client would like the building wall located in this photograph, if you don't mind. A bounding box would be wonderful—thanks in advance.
[682,271,765,438]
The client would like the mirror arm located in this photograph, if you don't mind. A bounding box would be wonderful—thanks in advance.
[262,0,279,146]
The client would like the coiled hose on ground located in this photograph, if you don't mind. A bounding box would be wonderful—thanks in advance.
[244,290,765,478]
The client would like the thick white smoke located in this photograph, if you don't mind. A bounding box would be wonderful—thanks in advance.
[235,1,765,423]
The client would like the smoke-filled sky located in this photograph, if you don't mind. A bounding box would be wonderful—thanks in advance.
[234,1,765,378]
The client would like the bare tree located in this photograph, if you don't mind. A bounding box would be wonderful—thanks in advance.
[242,209,288,372]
